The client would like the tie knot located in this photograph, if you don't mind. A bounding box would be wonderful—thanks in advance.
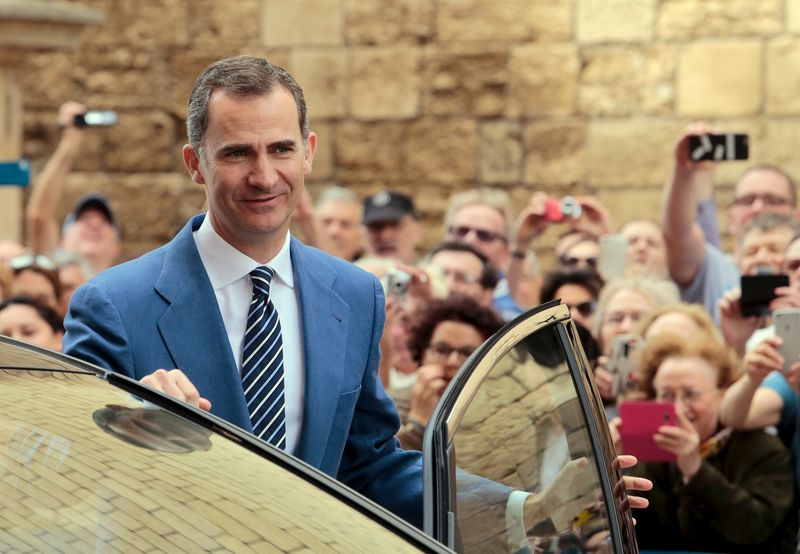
[250,266,274,297]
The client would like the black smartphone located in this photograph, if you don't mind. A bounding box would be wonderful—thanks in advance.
[740,274,789,316]
[688,133,749,162]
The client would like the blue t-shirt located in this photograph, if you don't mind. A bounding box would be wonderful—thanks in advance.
[762,371,800,487]
[678,242,740,324]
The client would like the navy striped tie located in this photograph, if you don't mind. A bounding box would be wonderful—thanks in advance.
[241,266,286,449]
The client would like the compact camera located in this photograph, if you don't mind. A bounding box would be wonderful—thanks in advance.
[544,196,582,223]
[383,269,411,298]
[74,111,118,128]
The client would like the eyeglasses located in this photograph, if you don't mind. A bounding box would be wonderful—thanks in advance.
[785,259,800,272]
[448,225,507,244]
[8,254,57,272]
[441,268,480,285]
[655,388,715,404]
[603,311,644,327]
[730,193,792,208]
[567,300,596,318]
[427,342,477,362]
[559,255,598,269]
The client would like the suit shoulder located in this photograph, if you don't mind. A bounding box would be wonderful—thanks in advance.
[86,244,168,294]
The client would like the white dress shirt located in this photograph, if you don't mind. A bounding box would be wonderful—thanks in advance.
[193,214,304,453]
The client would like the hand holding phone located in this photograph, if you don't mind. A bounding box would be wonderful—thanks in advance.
[618,401,677,462]
[688,133,749,162]
[740,274,789,316]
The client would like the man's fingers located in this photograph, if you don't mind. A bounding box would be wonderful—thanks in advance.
[622,474,653,492]
[627,494,650,509]
[614,454,638,470]
[140,368,207,409]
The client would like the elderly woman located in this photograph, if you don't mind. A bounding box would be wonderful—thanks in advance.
[623,333,796,553]
[395,296,504,451]
[592,277,679,405]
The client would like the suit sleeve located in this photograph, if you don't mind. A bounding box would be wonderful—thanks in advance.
[63,283,135,378]
[335,278,424,529]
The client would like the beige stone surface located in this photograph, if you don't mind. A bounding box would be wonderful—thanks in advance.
[437,0,571,43]
[479,120,522,185]
[406,118,478,185]
[790,0,800,33]
[187,0,260,47]
[105,110,176,172]
[349,47,421,120]
[262,0,343,47]
[641,45,678,114]
[75,0,189,47]
[677,41,761,117]
[508,44,577,117]
[577,0,656,43]
[308,123,333,181]
[595,187,664,226]
[422,46,508,117]
[335,121,406,183]
[658,0,781,39]
[586,119,684,188]
[760,119,800,187]
[579,47,643,116]
[19,51,79,109]
[345,0,433,45]
[523,120,585,186]
[766,39,800,115]
[289,49,347,119]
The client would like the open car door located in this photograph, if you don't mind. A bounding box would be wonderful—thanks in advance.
[423,301,638,553]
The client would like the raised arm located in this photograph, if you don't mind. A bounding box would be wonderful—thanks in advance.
[27,102,86,255]
[660,126,716,285]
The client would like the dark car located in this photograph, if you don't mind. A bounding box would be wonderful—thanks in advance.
[0,301,637,552]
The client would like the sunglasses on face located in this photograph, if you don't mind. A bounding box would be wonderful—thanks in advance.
[730,193,792,208]
[448,225,507,244]
[567,300,596,318]
[559,255,598,269]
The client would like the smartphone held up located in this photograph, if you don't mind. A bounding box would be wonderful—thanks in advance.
[688,133,749,162]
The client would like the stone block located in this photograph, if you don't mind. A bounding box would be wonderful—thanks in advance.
[262,0,343,47]
[577,0,656,43]
[345,0,433,45]
[20,51,77,109]
[641,45,678,114]
[790,0,800,33]
[335,121,406,182]
[81,0,189,47]
[349,47,421,120]
[188,0,260,47]
[479,121,522,185]
[677,41,761,117]
[767,39,800,115]
[307,123,333,181]
[595,187,663,226]
[523,120,585,186]
[586,119,684,188]
[438,0,572,43]
[288,49,347,119]
[406,118,478,185]
[105,110,176,172]
[166,48,243,119]
[578,47,643,116]
[658,0,781,39]
[508,44,577,117]
[761,119,800,187]
[422,45,508,117]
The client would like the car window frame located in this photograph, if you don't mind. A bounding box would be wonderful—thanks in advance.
[421,300,638,552]
[0,336,450,554]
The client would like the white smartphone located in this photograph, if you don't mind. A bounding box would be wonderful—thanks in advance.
[774,308,800,372]
[598,233,627,281]
[608,334,641,397]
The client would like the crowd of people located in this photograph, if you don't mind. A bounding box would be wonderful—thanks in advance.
[4,56,800,551]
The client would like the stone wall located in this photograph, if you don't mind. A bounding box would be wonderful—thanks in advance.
[20,0,800,261]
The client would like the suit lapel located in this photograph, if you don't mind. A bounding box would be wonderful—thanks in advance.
[154,214,251,430]
[291,240,350,467]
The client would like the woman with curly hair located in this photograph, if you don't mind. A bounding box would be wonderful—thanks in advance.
[396,296,504,451]
[620,333,797,553]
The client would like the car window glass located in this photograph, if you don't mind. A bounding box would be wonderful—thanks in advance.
[448,324,613,553]
[0,366,426,552]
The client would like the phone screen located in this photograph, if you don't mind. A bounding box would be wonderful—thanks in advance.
[740,274,789,316]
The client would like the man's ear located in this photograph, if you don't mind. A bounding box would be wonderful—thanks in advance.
[303,132,317,175]
[182,144,206,185]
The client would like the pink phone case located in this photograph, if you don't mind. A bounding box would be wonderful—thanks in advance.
[619,401,677,462]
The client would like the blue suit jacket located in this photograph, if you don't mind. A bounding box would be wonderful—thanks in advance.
[63,214,423,527]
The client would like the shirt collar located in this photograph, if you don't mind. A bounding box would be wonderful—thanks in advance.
[195,212,295,290]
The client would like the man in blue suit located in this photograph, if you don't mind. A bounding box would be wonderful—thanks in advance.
[63,55,423,527]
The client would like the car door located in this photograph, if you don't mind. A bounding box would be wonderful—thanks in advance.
[423,301,638,553]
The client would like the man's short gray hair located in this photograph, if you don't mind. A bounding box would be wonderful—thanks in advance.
[186,55,309,151]
[316,185,360,208]
[443,188,514,239]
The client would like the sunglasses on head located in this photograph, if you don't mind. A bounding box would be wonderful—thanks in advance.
[448,225,506,244]
[8,254,57,272]
[785,259,800,272]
